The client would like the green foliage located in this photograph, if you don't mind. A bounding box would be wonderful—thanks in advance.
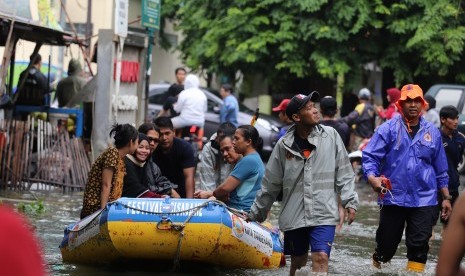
[17,200,46,217]
[161,0,465,90]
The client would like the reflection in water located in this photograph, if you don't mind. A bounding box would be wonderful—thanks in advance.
[1,181,445,275]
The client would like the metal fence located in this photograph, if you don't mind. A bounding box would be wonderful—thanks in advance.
[0,117,90,191]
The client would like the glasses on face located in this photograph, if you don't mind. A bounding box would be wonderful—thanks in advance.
[147,137,159,144]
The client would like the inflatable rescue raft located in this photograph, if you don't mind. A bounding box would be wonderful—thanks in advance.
[60,197,284,269]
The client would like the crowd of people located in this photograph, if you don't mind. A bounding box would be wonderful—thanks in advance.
[75,78,465,275]
[10,52,465,275]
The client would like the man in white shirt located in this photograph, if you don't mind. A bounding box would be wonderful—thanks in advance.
[171,74,207,129]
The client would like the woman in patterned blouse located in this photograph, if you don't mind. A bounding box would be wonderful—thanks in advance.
[80,124,138,219]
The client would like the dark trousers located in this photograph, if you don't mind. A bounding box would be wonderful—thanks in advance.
[375,205,437,264]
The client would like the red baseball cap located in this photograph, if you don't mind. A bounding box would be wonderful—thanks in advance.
[272,99,291,112]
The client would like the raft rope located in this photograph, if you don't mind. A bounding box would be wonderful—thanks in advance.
[171,204,197,271]
[116,199,248,271]
[117,199,248,218]
[66,199,251,270]
[67,199,247,232]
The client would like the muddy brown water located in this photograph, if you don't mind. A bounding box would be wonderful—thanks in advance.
[1,181,450,275]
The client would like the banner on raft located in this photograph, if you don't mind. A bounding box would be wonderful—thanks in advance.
[230,214,274,256]
[125,200,204,217]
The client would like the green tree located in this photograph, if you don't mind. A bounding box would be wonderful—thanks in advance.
[161,0,465,92]
[380,1,465,86]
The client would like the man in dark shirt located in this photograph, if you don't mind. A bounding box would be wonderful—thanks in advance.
[15,53,48,106]
[158,84,184,118]
[438,105,465,225]
[319,96,350,149]
[152,116,196,198]
[158,67,186,118]
[342,88,376,151]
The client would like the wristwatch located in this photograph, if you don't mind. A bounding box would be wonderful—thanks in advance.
[443,195,453,201]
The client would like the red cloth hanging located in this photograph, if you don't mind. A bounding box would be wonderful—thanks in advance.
[114,60,140,83]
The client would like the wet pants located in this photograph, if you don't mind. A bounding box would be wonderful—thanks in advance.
[375,205,437,264]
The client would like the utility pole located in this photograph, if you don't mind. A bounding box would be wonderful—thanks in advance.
[145,29,154,121]
[86,0,92,57]
[58,0,66,78]
[141,0,161,121]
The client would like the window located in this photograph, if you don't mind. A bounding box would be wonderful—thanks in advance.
[207,99,218,112]
[435,89,463,111]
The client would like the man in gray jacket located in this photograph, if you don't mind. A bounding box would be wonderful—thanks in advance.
[198,122,236,191]
[247,91,358,275]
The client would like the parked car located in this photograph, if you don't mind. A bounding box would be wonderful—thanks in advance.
[425,84,465,173]
[147,83,283,160]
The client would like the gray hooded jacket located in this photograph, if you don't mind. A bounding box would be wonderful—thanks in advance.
[198,133,233,191]
[56,59,87,107]
[248,124,358,231]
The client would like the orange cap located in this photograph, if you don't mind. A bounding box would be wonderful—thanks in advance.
[396,84,428,134]
[397,84,427,107]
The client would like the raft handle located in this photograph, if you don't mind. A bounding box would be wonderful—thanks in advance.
[157,216,173,230]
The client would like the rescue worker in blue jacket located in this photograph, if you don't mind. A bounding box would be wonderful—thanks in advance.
[362,84,452,273]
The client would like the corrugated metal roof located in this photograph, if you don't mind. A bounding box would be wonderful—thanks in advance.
[0,13,80,46]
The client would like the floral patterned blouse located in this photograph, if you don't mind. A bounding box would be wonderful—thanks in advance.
[80,147,126,219]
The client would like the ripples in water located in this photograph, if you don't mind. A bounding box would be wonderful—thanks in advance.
[0,183,446,275]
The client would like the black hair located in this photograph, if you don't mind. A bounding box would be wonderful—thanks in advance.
[30,53,42,65]
[424,95,436,109]
[218,133,234,143]
[221,84,233,93]
[175,67,186,74]
[217,122,236,138]
[320,106,337,117]
[154,116,174,130]
[138,122,156,134]
[168,84,184,97]
[237,125,263,150]
[217,134,236,156]
[439,105,459,120]
[137,133,150,144]
[109,123,138,149]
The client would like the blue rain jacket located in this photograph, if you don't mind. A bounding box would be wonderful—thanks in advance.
[362,114,448,207]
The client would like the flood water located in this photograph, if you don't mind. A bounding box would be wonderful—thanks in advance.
[1,180,450,275]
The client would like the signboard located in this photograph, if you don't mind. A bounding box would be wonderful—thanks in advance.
[141,0,160,30]
[230,214,274,256]
[114,0,128,37]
